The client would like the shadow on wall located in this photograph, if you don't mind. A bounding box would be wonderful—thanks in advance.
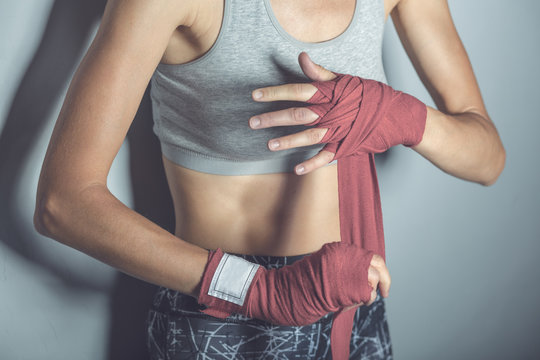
[0,1,174,359]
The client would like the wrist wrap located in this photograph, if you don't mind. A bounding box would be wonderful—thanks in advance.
[198,243,375,326]
[306,73,427,155]
[197,249,263,319]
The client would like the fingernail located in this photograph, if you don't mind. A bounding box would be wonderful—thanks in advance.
[269,140,280,150]
[296,165,305,175]
[250,117,261,128]
[253,90,263,100]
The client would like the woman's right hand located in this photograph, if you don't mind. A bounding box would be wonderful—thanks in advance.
[198,241,391,326]
[246,242,391,325]
[341,252,391,313]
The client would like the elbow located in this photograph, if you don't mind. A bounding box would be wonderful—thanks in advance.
[34,191,63,239]
[479,146,506,187]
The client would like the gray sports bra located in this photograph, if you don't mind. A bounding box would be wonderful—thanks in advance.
[150,0,387,175]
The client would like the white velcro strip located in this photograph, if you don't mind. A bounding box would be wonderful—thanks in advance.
[208,253,260,306]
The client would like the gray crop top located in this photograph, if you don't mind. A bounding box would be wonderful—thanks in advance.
[150,0,387,175]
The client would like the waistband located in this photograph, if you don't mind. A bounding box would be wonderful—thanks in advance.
[230,252,309,269]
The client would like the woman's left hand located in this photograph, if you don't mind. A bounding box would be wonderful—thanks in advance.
[249,52,337,176]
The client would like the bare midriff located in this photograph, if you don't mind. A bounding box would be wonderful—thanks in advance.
[162,156,341,256]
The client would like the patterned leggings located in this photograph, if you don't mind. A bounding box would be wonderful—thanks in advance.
[146,253,393,359]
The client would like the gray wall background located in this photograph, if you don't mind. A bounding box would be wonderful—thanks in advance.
[0,1,538,359]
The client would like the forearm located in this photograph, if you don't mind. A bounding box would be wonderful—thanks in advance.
[412,106,505,186]
[34,183,208,297]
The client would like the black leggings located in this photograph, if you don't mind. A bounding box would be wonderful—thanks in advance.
[146,253,393,359]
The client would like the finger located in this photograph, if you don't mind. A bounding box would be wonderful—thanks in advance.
[367,265,381,298]
[343,304,362,312]
[249,107,319,129]
[298,52,337,81]
[365,288,378,306]
[367,267,380,284]
[294,150,335,175]
[370,255,391,298]
[378,266,391,298]
[252,83,318,102]
[268,128,328,152]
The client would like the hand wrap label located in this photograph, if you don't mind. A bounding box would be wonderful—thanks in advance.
[198,249,265,319]
[207,253,260,305]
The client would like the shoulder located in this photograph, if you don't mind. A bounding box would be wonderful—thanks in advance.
[389,0,451,19]
[102,0,203,28]
[384,0,401,18]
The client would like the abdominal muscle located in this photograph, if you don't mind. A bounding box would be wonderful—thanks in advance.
[162,155,341,256]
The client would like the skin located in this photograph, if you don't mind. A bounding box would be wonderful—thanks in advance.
[34,0,504,313]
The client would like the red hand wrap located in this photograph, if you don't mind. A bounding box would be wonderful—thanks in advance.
[305,74,427,359]
[306,73,427,155]
[245,242,374,325]
[198,242,375,326]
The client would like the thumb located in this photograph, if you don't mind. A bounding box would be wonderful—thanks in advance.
[299,52,337,81]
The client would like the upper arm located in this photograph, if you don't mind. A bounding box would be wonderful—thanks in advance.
[39,0,193,194]
[390,0,488,117]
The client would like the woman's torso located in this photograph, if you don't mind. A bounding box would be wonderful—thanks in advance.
[156,0,394,256]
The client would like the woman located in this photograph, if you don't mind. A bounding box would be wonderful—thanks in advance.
[34,0,505,358]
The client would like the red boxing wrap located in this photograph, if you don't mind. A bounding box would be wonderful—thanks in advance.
[306,74,427,154]
[198,242,375,326]
[305,74,427,359]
